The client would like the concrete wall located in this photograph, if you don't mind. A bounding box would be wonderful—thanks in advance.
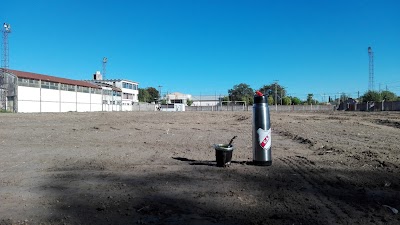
[18,86,41,112]
[131,102,157,111]
[348,101,400,111]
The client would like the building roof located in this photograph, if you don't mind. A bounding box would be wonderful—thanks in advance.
[191,95,225,101]
[96,79,139,84]
[8,69,101,89]
[89,81,122,92]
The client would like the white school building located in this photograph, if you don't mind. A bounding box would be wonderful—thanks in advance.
[3,69,139,113]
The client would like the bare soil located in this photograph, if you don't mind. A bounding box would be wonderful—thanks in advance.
[0,111,399,225]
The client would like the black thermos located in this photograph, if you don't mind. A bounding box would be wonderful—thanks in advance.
[252,91,272,166]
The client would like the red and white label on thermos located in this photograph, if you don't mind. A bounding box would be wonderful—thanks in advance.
[257,128,271,150]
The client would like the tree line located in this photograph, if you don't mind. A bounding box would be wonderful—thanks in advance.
[138,83,400,106]
[226,83,304,105]
[227,82,400,105]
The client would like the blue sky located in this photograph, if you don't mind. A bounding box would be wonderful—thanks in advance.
[2,0,400,100]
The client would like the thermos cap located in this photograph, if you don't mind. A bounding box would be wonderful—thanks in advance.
[254,94,268,104]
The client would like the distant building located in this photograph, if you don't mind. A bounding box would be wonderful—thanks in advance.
[165,92,192,105]
[338,98,358,111]
[7,69,114,113]
[85,71,139,111]
[0,68,152,112]
[191,95,224,106]
[160,103,186,112]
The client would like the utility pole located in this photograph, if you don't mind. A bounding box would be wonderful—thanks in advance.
[102,57,107,80]
[274,80,278,111]
[158,85,162,103]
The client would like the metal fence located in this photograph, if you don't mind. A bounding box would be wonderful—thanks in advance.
[186,104,335,112]
[186,104,249,111]
[112,103,339,112]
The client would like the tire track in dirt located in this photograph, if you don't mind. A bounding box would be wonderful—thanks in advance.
[279,156,355,224]
[283,156,368,212]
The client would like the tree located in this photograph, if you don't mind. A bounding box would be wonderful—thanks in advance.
[267,96,274,105]
[307,94,314,105]
[282,96,291,105]
[186,98,193,106]
[146,87,159,102]
[228,83,254,105]
[290,97,302,105]
[259,83,286,105]
[361,91,381,102]
[138,88,151,102]
[381,90,397,101]
[221,96,229,105]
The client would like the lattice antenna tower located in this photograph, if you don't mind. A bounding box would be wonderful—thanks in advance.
[102,57,107,80]
[368,46,374,91]
[1,23,11,111]
[2,23,11,72]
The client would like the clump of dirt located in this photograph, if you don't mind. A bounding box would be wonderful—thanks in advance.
[316,145,345,155]
[375,119,400,129]
[235,115,250,121]
[327,116,349,120]
[361,150,379,158]
[276,130,314,146]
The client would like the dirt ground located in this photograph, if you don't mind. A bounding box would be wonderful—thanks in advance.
[0,110,399,225]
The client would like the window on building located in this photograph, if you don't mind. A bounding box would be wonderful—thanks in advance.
[171,99,183,104]
[82,87,89,93]
[41,81,50,89]
[68,84,74,90]
[123,93,133,99]
[29,79,40,88]
[18,78,29,87]
[60,84,68,91]
[122,82,138,90]
[20,78,29,87]
[49,82,59,90]
[103,90,110,96]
